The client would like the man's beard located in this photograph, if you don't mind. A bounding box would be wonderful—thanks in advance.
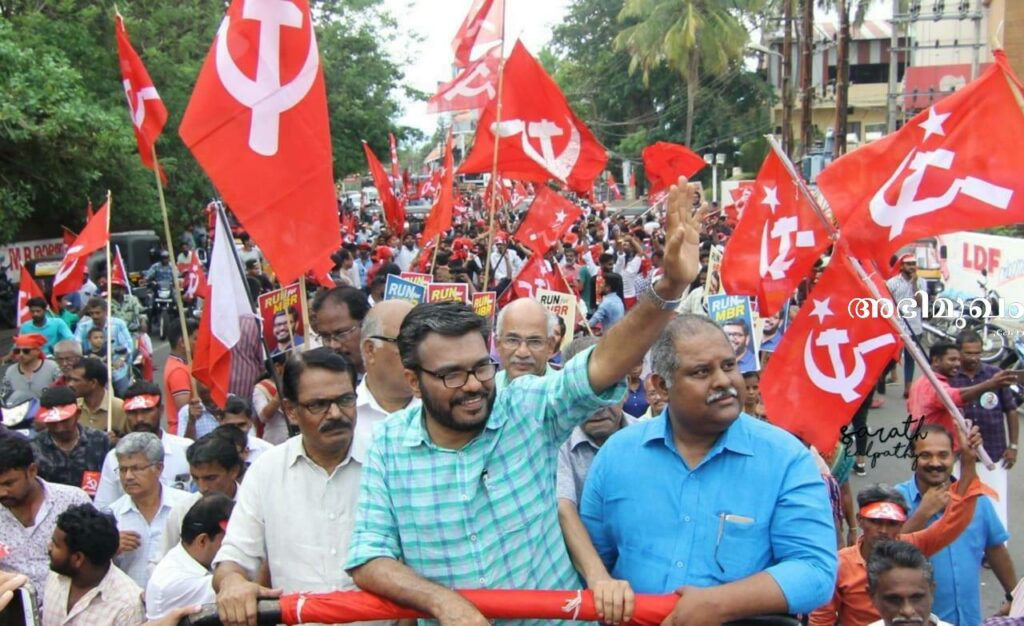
[49,555,74,577]
[421,384,497,433]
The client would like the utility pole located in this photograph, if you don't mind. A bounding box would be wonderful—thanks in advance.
[781,0,795,156]
[799,0,815,158]
[886,0,899,134]
[832,0,850,159]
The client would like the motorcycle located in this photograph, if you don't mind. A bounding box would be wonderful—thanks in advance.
[149,279,178,341]
[1,390,40,436]
[921,270,1008,363]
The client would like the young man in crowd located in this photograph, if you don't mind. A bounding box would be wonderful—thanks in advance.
[30,386,110,495]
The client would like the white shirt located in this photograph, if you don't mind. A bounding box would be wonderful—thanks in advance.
[176,405,219,439]
[246,431,274,464]
[145,543,215,620]
[252,381,289,445]
[106,485,192,589]
[615,253,643,298]
[395,245,419,272]
[353,376,419,461]
[155,491,202,564]
[490,246,522,282]
[94,431,193,510]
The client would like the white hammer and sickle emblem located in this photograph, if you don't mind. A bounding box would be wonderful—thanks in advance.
[758,217,816,280]
[214,0,319,156]
[869,147,1013,240]
[493,117,581,181]
[54,245,84,286]
[123,80,160,130]
[444,62,495,102]
[803,329,896,402]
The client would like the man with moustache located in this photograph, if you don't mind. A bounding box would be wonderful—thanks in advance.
[896,424,1017,626]
[68,357,128,436]
[346,178,701,625]
[581,314,837,623]
[30,386,110,493]
[93,383,193,510]
[493,298,559,390]
[866,540,952,626]
[310,286,370,378]
[213,348,388,626]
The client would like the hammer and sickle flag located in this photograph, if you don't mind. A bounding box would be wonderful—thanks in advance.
[115,13,168,182]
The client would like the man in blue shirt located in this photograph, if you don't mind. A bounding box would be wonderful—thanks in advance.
[74,297,134,397]
[581,314,838,621]
[18,297,74,355]
[896,423,1017,625]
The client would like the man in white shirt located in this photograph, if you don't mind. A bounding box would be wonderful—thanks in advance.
[146,493,233,620]
[614,235,644,309]
[94,383,193,509]
[355,300,419,459]
[394,233,419,272]
[105,432,191,589]
[867,540,953,626]
[213,348,386,626]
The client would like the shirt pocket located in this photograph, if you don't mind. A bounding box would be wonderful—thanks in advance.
[710,512,770,583]
[484,474,535,535]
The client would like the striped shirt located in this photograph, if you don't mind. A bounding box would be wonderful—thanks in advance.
[886,274,925,335]
[346,346,625,623]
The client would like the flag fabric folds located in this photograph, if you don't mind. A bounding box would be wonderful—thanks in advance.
[515,187,583,257]
[115,13,168,181]
[642,142,706,196]
[419,132,455,246]
[363,141,406,236]
[52,202,110,303]
[452,0,503,68]
[16,266,46,326]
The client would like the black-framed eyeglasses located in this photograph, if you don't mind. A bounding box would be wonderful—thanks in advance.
[369,335,398,344]
[298,393,357,417]
[318,326,359,344]
[420,361,498,389]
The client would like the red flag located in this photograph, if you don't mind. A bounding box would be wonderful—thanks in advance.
[192,209,255,407]
[725,181,756,225]
[16,266,46,326]
[363,141,406,236]
[642,142,706,196]
[52,202,110,300]
[183,250,209,300]
[515,187,583,257]
[179,0,340,285]
[420,132,455,246]
[628,170,636,190]
[606,173,623,200]
[761,254,902,452]
[452,0,503,68]
[721,145,832,317]
[62,227,77,247]
[112,245,131,294]
[819,51,1024,270]
[499,254,563,305]
[459,41,607,194]
[85,200,94,222]
[427,55,500,114]
[389,132,401,186]
[115,13,168,181]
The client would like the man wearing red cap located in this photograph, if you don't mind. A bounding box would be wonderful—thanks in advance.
[886,253,926,399]
[30,386,110,496]
[2,334,60,401]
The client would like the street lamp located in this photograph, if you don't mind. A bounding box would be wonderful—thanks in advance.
[703,153,727,204]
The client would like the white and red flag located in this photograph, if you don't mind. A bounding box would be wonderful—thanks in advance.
[111,245,131,294]
[52,202,110,303]
[515,187,583,257]
[183,250,209,300]
[192,209,255,407]
[761,254,902,452]
[427,55,500,114]
[818,51,1024,272]
[419,132,455,247]
[179,0,340,285]
[363,141,406,236]
[16,266,46,326]
[452,0,503,68]
[459,41,607,194]
[720,142,832,317]
[115,13,168,181]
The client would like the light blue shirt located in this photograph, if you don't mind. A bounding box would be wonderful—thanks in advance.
[896,477,1008,626]
[18,316,74,355]
[75,316,134,381]
[580,411,837,613]
[588,293,624,330]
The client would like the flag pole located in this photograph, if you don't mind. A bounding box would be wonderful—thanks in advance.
[430,234,442,273]
[298,276,312,352]
[151,146,198,397]
[763,135,996,470]
[481,4,508,290]
[104,191,114,433]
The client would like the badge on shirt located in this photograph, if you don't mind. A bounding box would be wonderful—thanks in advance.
[980,391,999,410]
[0,542,9,559]
[81,471,101,496]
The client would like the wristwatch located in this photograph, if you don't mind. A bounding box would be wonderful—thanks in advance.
[639,277,685,311]
[1010,444,1018,450]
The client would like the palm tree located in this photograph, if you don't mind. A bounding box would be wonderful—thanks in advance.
[614,0,763,145]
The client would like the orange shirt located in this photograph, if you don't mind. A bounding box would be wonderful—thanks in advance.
[809,477,984,626]
[162,355,191,435]
[907,373,964,450]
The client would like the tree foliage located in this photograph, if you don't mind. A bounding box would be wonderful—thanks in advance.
[0,0,408,243]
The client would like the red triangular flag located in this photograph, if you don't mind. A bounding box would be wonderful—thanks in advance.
[62,227,77,247]
[115,13,168,182]
[452,0,503,68]
[642,142,706,196]
[427,55,500,114]
[498,254,562,306]
[459,41,607,194]
[112,245,131,294]
[606,173,622,200]
[17,265,46,326]
[53,202,110,300]
[721,143,832,317]
[819,51,1024,271]
[179,0,340,285]
[515,187,583,257]
[761,254,902,452]
[363,141,406,236]
[420,132,455,246]
[183,250,209,300]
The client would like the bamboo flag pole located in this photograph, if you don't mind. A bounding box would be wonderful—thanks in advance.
[104,191,114,433]
[151,145,198,396]
[763,134,996,470]
[430,234,442,272]
[480,3,508,290]
[298,276,312,352]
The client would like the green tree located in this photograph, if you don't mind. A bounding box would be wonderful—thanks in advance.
[614,0,764,145]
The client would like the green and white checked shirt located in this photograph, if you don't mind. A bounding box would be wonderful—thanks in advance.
[346,346,625,619]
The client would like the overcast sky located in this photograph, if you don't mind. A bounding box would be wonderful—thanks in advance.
[381,0,570,136]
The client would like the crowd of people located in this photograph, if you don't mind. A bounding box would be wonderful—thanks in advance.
[0,177,1021,626]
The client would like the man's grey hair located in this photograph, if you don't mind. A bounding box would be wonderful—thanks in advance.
[650,315,728,387]
[53,339,83,356]
[495,300,558,339]
[360,312,385,363]
[115,432,164,464]
[866,539,933,591]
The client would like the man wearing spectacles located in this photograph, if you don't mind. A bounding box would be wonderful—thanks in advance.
[213,348,390,626]
[310,286,371,378]
[493,298,559,390]
[346,178,702,626]
[2,333,60,401]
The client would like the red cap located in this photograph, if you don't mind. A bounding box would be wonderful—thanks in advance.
[374,246,393,262]
[859,501,908,522]
[13,334,47,349]
[897,253,917,265]
[124,394,161,411]
[36,403,78,424]
[564,232,579,246]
